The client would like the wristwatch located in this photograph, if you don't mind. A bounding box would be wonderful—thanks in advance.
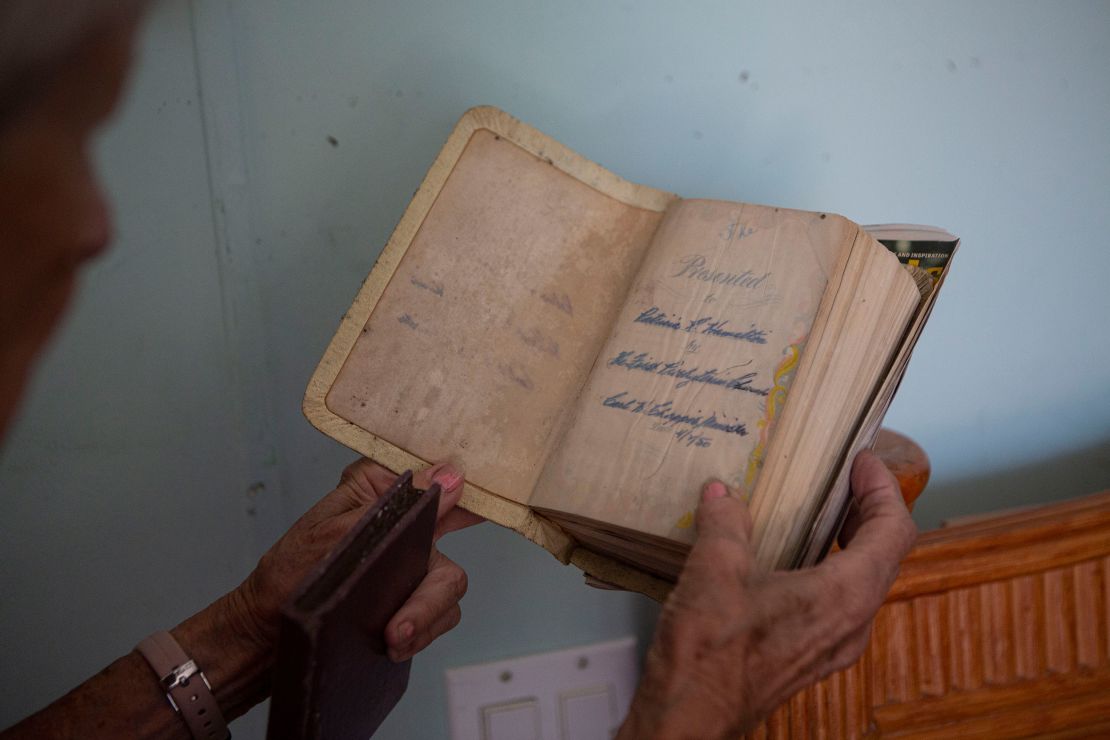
[137,630,231,740]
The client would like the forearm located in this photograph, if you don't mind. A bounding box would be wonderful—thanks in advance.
[1,651,185,740]
[2,590,272,739]
[616,651,753,740]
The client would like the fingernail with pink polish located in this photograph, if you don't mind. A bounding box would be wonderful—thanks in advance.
[432,465,463,492]
[704,481,728,500]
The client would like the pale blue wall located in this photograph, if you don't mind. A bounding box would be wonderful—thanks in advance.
[2,1,1107,737]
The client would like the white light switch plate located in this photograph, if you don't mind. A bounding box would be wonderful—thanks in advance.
[445,637,639,740]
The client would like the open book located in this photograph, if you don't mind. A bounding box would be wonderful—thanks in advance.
[304,107,957,599]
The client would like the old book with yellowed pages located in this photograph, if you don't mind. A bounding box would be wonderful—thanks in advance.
[303,106,957,600]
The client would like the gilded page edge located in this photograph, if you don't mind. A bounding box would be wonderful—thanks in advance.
[302,106,677,563]
[745,219,859,515]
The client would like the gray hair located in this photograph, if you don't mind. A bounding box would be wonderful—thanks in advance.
[0,0,149,119]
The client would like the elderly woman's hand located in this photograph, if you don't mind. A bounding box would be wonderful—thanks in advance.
[4,460,484,737]
[234,459,483,663]
[617,451,917,739]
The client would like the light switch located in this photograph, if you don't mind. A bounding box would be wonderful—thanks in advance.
[483,698,540,740]
[446,637,638,740]
[559,686,615,740]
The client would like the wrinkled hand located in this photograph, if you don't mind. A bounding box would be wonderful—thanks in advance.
[234,459,483,663]
[618,450,917,739]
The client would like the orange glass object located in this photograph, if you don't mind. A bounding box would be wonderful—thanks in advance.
[873,428,930,511]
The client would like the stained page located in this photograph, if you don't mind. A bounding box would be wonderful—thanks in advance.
[325,129,663,501]
[531,200,853,544]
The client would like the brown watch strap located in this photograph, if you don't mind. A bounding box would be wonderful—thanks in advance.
[137,630,231,740]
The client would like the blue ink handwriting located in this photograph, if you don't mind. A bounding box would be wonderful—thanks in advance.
[634,306,768,345]
[602,391,748,442]
[607,350,769,396]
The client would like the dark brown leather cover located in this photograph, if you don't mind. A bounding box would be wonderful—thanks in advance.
[266,471,440,740]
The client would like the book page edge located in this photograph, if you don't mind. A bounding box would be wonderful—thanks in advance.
[747,224,921,568]
[797,238,960,565]
[570,548,674,603]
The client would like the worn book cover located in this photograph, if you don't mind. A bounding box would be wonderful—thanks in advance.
[267,472,439,739]
[303,106,955,600]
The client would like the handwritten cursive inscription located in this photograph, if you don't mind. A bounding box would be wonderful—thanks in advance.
[398,313,418,330]
[634,306,769,344]
[607,350,769,396]
[701,319,769,343]
[635,306,681,330]
[602,391,748,446]
[672,255,770,289]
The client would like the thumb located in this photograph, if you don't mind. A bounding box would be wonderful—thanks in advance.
[694,480,754,546]
[677,480,757,591]
[413,462,467,523]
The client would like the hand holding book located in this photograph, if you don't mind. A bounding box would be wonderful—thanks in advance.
[238,460,479,661]
[616,450,917,738]
[264,461,484,739]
